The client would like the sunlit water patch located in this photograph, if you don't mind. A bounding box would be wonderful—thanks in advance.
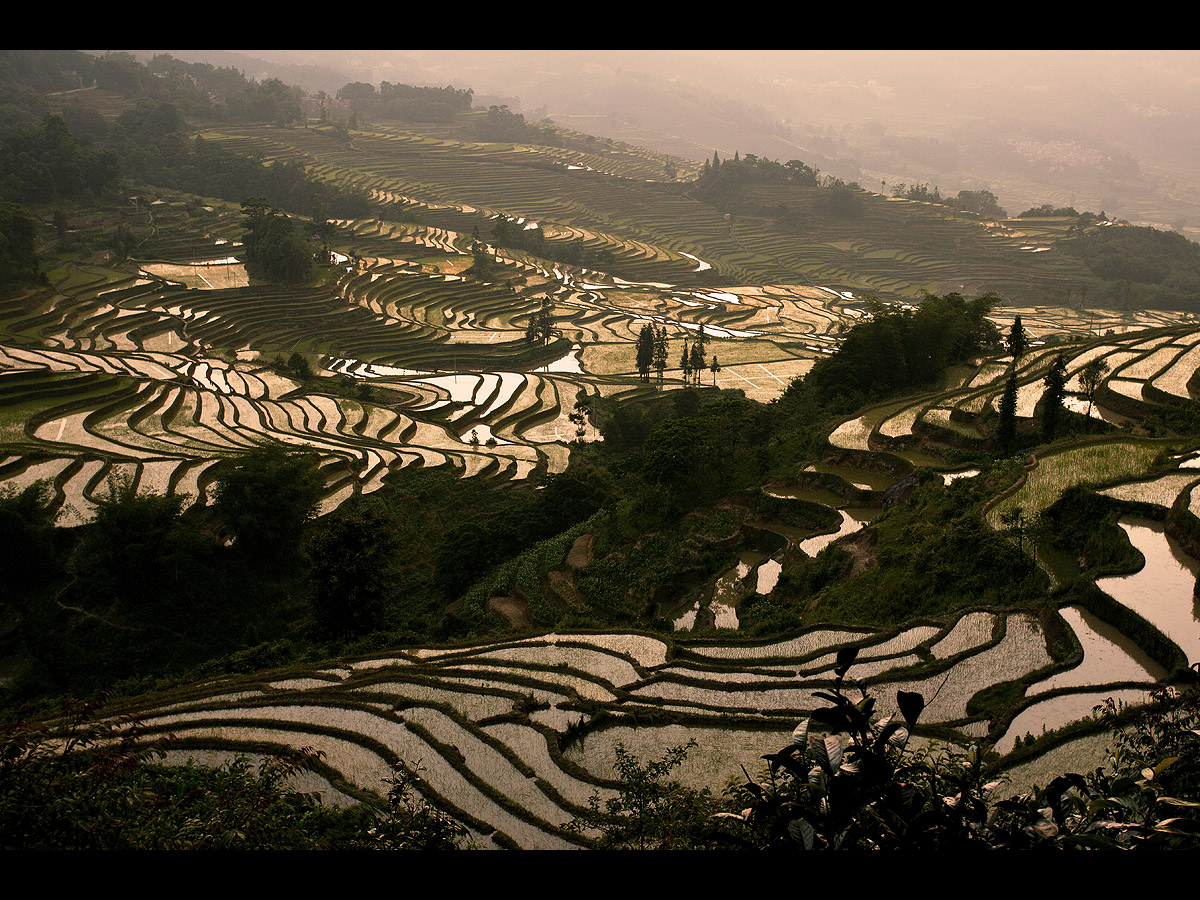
[1096,517,1200,666]
[1027,606,1165,695]
[941,467,980,484]
[799,508,874,557]
[996,688,1149,754]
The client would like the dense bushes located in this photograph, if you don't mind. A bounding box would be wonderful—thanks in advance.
[729,667,1200,849]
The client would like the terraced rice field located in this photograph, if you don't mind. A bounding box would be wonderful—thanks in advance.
[108,608,1130,847]
[14,121,1200,833]
[987,439,1175,528]
[0,199,869,518]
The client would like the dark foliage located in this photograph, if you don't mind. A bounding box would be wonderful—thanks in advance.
[803,293,998,408]
[0,201,40,292]
[726,670,1200,849]
[0,695,468,849]
[1061,224,1200,308]
[309,501,400,639]
[336,81,473,124]
[211,446,324,560]
[0,114,122,203]
[240,199,314,283]
[433,465,613,597]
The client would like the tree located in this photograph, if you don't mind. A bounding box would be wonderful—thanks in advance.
[1041,353,1067,441]
[308,500,398,639]
[635,324,654,382]
[1079,357,1110,417]
[689,340,706,386]
[679,339,692,384]
[1006,315,1027,360]
[569,397,590,442]
[525,299,554,345]
[652,326,668,387]
[709,355,721,386]
[997,368,1018,452]
[212,447,324,560]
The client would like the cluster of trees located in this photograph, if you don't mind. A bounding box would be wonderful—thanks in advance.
[700,153,821,186]
[677,327,716,386]
[692,153,861,217]
[803,293,1000,409]
[0,53,368,222]
[634,323,670,383]
[639,396,771,514]
[0,113,122,203]
[474,105,534,143]
[335,81,473,124]
[996,315,1108,452]
[525,299,555,345]
[0,447,331,698]
[469,105,611,153]
[3,444,520,699]
[240,199,315,283]
[0,51,304,128]
[432,466,612,599]
[139,53,303,125]
[1062,223,1200,293]
[891,183,1007,218]
[1019,204,1081,218]
[490,215,546,255]
[631,322,719,390]
[109,102,370,219]
[483,216,618,270]
[0,201,41,291]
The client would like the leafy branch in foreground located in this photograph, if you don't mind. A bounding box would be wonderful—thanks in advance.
[568,739,729,849]
[362,761,471,850]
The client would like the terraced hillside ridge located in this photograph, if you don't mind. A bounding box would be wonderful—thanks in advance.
[202,119,1130,306]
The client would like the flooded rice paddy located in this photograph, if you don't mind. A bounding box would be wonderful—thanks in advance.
[1097,518,1200,666]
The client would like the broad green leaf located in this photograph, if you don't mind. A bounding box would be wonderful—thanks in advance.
[825,734,844,771]
[788,818,815,850]
[834,646,859,678]
[896,690,925,728]
[808,733,830,772]
[792,720,809,747]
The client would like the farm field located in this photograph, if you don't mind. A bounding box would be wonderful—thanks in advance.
[103,605,1153,849]
[6,90,1200,849]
